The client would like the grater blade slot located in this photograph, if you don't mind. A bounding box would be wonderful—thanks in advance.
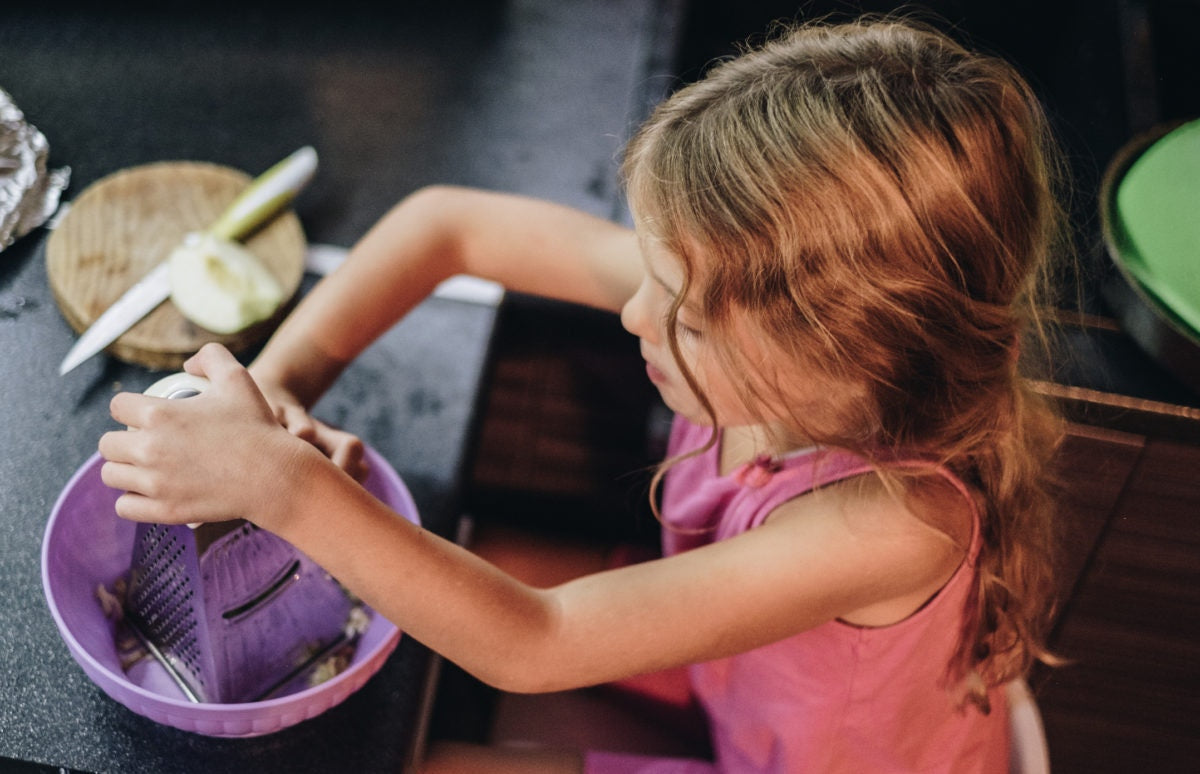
[249,628,356,702]
[220,559,302,621]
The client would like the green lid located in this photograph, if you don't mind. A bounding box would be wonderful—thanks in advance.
[1115,118,1200,336]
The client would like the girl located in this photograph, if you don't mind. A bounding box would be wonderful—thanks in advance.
[99,16,1066,774]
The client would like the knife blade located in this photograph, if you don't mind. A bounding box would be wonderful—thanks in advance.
[58,146,318,376]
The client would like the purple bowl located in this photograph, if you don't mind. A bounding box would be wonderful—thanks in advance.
[42,446,417,737]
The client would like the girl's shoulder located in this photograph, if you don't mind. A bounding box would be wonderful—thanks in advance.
[771,463,975,553]
[900,470,979,552]
[760,468,975,627]
[769,463,971,534]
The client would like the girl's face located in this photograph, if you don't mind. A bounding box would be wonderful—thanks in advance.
[620,232,755,428]
[621,226,865,445]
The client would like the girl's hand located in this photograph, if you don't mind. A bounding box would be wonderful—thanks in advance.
[252,374,369,482]
[98,343,313,528]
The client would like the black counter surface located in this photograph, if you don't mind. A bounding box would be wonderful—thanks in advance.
[0,2,675,771]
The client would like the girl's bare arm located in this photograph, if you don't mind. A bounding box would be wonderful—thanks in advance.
[249,186,642,409]
[102,344,962,694]
[271,426,962,693]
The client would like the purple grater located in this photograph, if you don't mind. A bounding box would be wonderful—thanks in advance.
[123,373,359,703]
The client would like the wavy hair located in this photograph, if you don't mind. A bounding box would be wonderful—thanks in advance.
[622,16,1067,708]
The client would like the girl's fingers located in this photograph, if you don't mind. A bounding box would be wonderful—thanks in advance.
[113,491,169,524]
[98,428,161,471]
[107,392,160,431]
[98,343,290,527]
[97,429,130,464]
[100,459,151,500]
[276,408,367,480]
[183,341,244,382]
[184,343,269,409]
[282,404,318,442]
[325,430,368,481]
[112,491,150,522]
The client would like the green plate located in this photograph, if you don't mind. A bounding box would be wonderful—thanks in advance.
[1114,119,1200,337]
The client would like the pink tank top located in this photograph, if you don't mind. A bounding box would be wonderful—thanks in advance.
[660,416,1009,773]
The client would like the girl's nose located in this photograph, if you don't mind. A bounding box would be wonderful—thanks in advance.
[620,283,658,345]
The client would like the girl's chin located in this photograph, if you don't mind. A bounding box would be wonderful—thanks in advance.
[657,392,715,427]
[642,364,726,427]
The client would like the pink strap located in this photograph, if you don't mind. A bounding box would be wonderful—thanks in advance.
[740,451,982,564]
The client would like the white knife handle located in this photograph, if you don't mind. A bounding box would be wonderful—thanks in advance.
[208,146,318,242]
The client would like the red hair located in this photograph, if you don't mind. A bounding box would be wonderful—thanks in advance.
[623,16,1068,707]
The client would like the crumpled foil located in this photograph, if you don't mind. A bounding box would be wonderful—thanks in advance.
[0,87,70,252]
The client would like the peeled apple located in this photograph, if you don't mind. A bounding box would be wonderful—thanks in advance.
[167,232,284,334]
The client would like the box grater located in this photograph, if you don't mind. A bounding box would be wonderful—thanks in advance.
[122,373,360,703]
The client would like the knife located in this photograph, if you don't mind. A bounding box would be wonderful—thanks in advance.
[58,146,318,376]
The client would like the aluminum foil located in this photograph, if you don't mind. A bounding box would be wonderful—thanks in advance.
[0,87,70,253]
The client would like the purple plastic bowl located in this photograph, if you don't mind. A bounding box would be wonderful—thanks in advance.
[42,446,417,737]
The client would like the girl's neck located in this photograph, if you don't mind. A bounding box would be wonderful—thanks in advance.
[718,423,816,476]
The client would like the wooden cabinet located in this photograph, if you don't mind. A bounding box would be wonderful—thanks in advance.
[1034,385,1200,773]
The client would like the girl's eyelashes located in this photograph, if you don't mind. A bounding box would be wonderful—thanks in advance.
[658,309,698,340]
[674,318,702,340]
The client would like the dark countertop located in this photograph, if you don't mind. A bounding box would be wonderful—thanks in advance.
[0,2,674,771]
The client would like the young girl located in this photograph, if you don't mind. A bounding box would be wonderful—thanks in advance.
[99,16,1066,774]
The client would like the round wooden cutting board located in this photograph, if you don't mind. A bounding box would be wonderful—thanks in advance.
[46,161,306,371]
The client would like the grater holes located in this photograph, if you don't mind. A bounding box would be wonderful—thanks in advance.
[123,524,216,700]
[134,565,191,613]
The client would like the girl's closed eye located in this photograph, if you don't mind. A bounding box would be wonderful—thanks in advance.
[675,318,702,340]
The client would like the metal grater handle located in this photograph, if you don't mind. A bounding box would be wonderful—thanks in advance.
[143,372,211,400]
